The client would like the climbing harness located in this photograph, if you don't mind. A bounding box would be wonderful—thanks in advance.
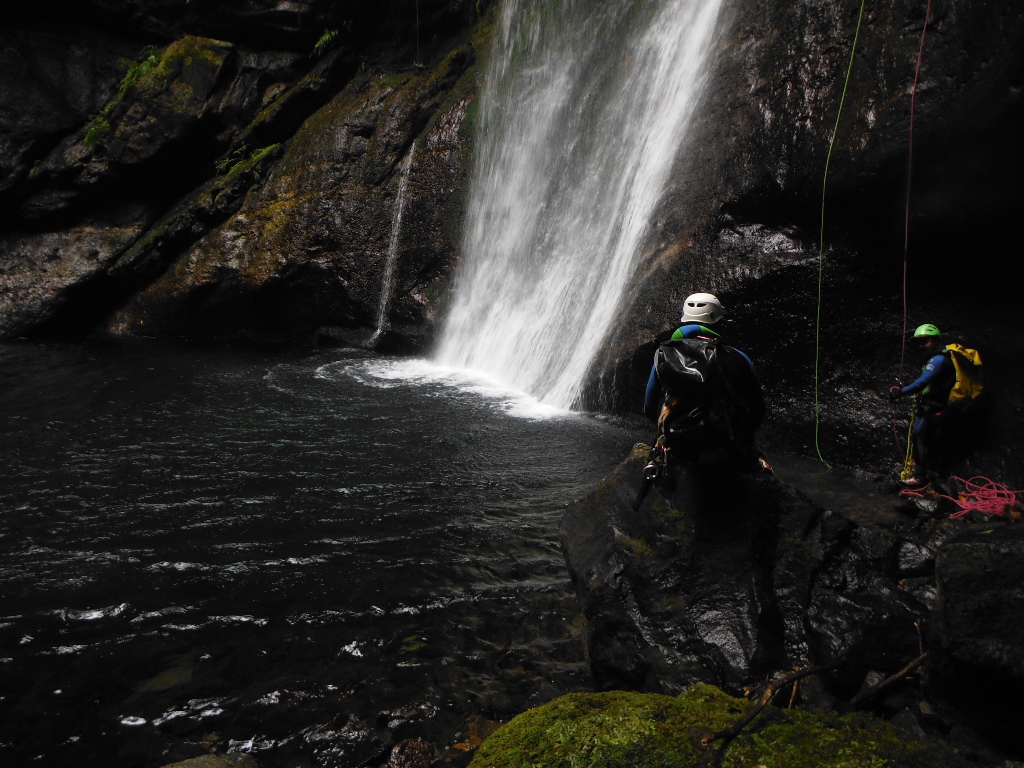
[633,436,669,510]
[815,0,867,470]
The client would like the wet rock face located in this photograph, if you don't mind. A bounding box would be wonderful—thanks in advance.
[105,46,477,346]
[928,524,1024,753]
[15,36,236,223]
[559,445,929,695]
[556,452,1011,766]
[561,446,1024,756]
[1,5,482,346]
[0,27,138,199]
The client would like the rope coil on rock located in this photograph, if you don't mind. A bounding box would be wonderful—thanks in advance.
[900,475,1024,518]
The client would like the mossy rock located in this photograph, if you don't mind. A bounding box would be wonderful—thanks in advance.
[468,684,970,768]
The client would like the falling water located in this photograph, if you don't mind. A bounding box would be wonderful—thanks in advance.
[436,0,724,408]
[371,142,416,346]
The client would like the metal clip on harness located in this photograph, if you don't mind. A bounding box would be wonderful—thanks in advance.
[634,436,669,509]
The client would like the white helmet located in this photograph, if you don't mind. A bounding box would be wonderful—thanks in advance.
[680,293,723,325]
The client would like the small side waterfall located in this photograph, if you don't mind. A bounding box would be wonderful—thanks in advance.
[371,142,416,347]
[436,0,724,408]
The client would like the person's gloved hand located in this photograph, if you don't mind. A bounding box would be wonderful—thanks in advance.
[888,385,903,403]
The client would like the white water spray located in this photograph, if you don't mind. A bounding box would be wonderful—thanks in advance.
[371,143,416,347]
[436,0,724,409]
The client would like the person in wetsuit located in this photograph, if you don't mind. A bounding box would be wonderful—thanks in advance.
[888,323,957,484]
[644,293,766,468]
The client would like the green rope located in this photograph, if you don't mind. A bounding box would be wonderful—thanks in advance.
[816,0,867,470]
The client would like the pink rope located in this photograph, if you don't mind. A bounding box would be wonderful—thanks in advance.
[946,476,1023,519]
[902,475,1023,519]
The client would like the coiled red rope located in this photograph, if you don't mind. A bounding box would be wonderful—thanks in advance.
[901,475,1024,519]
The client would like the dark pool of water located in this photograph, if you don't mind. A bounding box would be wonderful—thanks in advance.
[0,340,649,767]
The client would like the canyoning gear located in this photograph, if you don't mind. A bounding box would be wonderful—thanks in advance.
[898,352,956,409]
[899,409,918,484]
[895,341,982,479]
[896,353,954,478]
[914,323,941,338]
[644,324,721,418]
[680,293,723,325]
[898,344,982,412]
[888,385,903,403]
[633,436,669,509]
[649,336,765,466]
[944,343,984,411]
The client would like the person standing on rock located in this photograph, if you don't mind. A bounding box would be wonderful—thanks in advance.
[888,323,958,485]
[643,293,768,470]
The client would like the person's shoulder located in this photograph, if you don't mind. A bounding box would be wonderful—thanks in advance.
[672,324,720,340]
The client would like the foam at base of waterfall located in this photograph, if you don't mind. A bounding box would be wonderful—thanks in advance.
[317,357,573,420]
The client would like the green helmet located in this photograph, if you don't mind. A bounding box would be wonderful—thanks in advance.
[913,323,941,338]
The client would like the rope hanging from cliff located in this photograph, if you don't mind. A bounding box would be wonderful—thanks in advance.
[900,0,933,381]
[816,0,867,470]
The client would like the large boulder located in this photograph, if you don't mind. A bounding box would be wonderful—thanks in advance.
[559,445,929,695]
[561,446,1024,759]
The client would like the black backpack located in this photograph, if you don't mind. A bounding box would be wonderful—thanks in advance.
[653,337,765,457]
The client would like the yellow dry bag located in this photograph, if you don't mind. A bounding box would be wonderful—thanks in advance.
[945,343,983,410]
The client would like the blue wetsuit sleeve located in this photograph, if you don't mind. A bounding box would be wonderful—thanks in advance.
[901,353,947,395]
[733,347,755,372]
[643,364,659,418]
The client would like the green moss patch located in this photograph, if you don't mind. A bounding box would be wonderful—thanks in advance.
[469,684,966,768]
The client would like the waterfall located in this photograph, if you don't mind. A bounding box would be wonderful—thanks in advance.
[436,0,724,409]
[371,142,416,347]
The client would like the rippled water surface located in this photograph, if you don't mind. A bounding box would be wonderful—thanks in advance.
[0,341,645,767]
